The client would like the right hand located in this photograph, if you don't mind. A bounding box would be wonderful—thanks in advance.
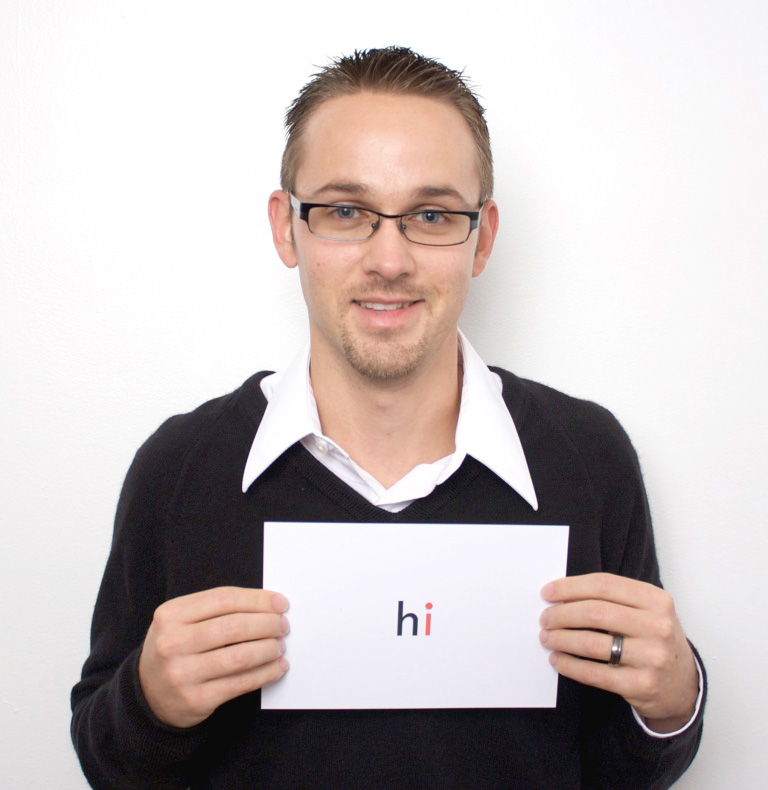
[138,586,290,728]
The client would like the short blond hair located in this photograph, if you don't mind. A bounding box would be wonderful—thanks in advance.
[280,47,493,203]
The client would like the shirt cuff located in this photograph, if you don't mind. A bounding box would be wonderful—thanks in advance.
[631,654,705,738]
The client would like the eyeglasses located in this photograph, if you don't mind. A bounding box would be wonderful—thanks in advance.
[289,194,481,247]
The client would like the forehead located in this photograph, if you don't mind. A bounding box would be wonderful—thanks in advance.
[294,92,481,206]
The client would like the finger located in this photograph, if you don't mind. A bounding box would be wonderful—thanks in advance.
[189,611,290,654]
[540,628,631,666]
[169,654,290,724]
[158,587,289,626]
[541,573,663,609]
[198,655,290,709]
[197,636,289,683]
[541,598,655,638]
[548,650,637,699]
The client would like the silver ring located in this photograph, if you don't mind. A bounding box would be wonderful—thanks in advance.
[609,634,624,666]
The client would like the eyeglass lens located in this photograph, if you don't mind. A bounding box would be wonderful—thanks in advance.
[306,206,472,245]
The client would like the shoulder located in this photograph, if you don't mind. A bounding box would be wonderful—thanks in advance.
[489,368,658,579]
[123,371,272,492]
[490,366,643,488]
[492,366,630,439]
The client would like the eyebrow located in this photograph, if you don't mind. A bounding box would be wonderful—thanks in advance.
[414,186,468,203]
[310,182,474,206]
[311,183,370,198]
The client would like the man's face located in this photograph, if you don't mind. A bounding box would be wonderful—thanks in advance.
[269,92,498,382]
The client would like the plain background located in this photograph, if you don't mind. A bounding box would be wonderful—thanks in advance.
[2,1,766,787]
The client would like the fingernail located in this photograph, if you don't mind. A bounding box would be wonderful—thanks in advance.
[280,616,290,635]
[541,582,555,600]
[277,637,286,654]
[539,609,549,627]
[271,593,289,612]
[539,629,549,645]
[549,652,558,667]
[278,656,290,672]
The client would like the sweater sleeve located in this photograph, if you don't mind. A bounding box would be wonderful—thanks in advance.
[572,405,706,789]
[71,419,211,789]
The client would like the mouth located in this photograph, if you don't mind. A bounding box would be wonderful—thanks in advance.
[355,300,418,311]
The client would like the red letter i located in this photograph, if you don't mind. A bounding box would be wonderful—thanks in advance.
[425,602,433,636]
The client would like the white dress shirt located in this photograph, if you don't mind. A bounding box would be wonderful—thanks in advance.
[242,331,537,512]
[241,330,702,738]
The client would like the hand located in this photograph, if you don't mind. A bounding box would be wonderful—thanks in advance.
[539,573,698,733]
[138,586,290,728]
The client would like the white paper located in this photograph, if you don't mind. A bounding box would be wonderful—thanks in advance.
[262,521,569,710]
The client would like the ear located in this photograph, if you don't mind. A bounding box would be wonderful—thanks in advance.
[268,190,299,269]
[472,199,499,277]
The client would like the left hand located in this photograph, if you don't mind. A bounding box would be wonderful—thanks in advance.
[539,572,699,733]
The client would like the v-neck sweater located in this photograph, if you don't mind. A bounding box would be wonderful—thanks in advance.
[71,368,705,789]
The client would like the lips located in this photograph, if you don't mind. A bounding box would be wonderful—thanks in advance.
[356,301,415,311]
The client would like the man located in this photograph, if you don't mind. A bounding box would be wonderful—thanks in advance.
[72,47,704,788]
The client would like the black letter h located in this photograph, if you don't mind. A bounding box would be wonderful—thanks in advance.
[397,600,418,636]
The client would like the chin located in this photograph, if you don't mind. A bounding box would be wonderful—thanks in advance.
[340,335,430,381]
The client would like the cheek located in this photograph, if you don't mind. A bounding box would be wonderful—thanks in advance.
[298,266,327,311]
[439,259,474,296]
[296,258,347,323]
[437,266,474,319]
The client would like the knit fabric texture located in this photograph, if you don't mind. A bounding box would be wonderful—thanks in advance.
[71,368,705,789]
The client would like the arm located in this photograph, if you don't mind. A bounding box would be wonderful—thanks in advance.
[539,573,699,731]
[71,418,288,788]
[72,587,288,790]
[139,586,289,728]
[535,395,706,788]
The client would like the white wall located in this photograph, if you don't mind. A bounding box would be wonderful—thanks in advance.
[2,1,766,787]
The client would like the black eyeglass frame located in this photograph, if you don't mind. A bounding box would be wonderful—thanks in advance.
[289,194,481,247]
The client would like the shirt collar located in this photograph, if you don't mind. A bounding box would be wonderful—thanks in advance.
[455,332,538,509]
[241,331,538,511]
[240,343,318,490]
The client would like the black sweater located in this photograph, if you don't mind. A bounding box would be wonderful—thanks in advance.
[71,367,705,789]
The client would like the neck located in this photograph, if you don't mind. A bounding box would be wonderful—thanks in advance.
[310,336,463,488]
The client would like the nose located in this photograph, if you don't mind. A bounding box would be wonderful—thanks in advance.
[360,215,417,280]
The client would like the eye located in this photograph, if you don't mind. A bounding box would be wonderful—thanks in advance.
[332,205,360,220]
[418,210,445,224]
[408,210,456,226]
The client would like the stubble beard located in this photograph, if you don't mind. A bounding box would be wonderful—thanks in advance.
[338,281,434,381]
[339,328,431,381]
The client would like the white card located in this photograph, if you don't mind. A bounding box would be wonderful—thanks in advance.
[262,521,569,710]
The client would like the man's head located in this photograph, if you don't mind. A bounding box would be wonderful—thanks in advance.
[280,47,493,204]
[269,50,499,384]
